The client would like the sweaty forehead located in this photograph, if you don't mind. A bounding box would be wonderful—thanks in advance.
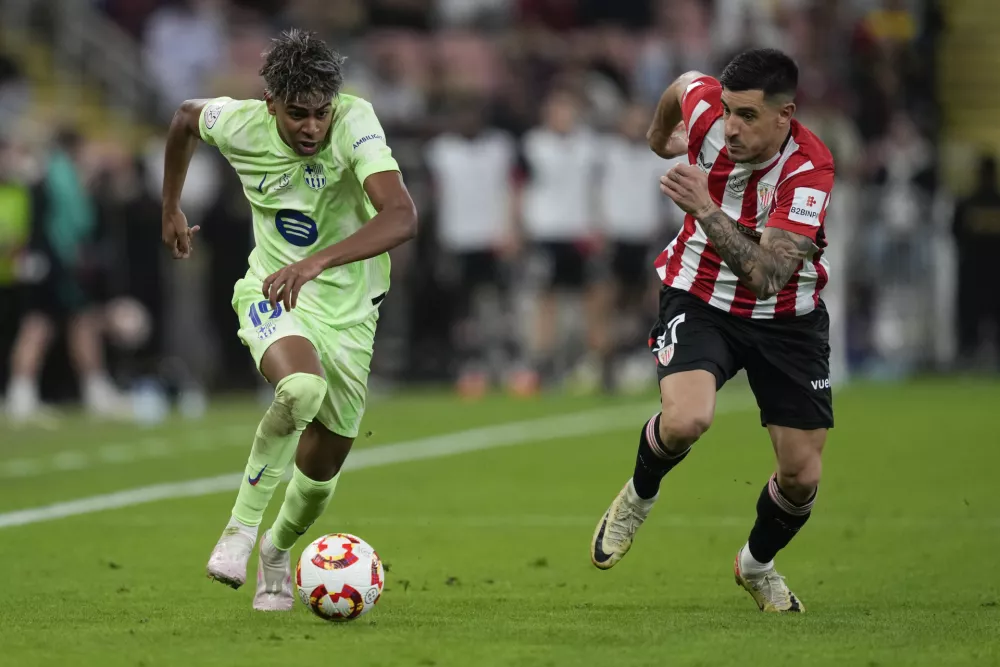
[721,88,766,110]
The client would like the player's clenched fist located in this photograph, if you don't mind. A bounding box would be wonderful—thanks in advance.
[161,208,201,259]
[660,164,714,219]
[262,255,326,312]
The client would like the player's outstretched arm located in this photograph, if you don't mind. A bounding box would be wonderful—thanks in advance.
[161,99,210,259]
[647,70,704,159]
[262,171,417,311]
[659,164,814,300]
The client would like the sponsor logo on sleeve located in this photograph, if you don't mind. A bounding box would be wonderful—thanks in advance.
[787,187,827,226]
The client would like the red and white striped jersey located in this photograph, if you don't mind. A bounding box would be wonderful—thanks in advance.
[653,76,836,319]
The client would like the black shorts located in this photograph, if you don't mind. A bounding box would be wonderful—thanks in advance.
[610,241,649,289]
[648,286,833,430]
[535,241,590,289]
[456,250,502,288]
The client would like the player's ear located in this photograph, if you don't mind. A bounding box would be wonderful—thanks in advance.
[264,92,277,117]
[777,100,796,127]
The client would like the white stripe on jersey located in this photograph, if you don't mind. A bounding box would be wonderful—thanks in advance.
[781,159,815,183]
[708,161,752,311]
[688,99,712,134]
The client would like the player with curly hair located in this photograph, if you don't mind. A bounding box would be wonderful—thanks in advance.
[161,29,418,611]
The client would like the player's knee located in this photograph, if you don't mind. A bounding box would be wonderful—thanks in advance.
[777,463,822,503]
[658,411,712,449]
[273,372,327,431]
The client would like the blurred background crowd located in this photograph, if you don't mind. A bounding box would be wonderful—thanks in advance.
[0,0,998,426]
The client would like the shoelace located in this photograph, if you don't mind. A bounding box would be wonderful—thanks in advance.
[754,570,792,606]
[606,502,642,546]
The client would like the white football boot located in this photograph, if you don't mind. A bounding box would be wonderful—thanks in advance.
[591,479,657,569]
[734,549,805,612]
[206,522,256,589]
[253,530,294,611]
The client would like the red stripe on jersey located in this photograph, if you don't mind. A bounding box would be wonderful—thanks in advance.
[774,270,800,316]
[729,169,769,317]
[661,218,696,285]
[690,160,736,303]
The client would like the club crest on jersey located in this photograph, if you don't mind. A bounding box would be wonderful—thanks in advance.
[757,184,776,213]
[303,163,326,190]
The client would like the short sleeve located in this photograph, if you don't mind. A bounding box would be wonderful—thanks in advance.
[766,166,836,241]
[199,97,239,151]
[680,76,722,151]
[336,100,400,186]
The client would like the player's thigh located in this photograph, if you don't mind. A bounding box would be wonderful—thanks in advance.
[649,287,740,438]
[312,316,377,440]
[233,274,323,384]
[743,307,834,433]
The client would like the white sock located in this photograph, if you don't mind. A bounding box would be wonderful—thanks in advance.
[82,373,117,407]
[226,515,259,537]
[739,541,774,575]
[625,478,658,508]
[6,375,39,416]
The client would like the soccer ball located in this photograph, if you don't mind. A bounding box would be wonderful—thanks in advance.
[295,533,384,622]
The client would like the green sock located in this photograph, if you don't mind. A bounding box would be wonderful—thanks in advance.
[270,466,340,551]
[231,373,326,526]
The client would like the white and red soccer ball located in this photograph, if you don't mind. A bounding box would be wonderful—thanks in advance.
[296,533,384,622]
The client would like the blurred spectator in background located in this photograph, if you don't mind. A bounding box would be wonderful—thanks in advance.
[425,94,520,397]
[518,87,602,392]
[597,101,681,391]
[5,130,126,424]
[953,154,1000,369]
[144,0,226,119]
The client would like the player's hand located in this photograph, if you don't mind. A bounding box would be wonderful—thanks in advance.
[663,122,688,158]
[262,255,326,312]
[161,208,201,259]
[660,164,715,219]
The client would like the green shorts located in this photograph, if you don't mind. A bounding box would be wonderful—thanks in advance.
[232,274,377,438]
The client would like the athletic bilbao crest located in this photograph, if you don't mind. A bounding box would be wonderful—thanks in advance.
[651,331,675,367]
[303,163,326,190]
[757,183,776,213]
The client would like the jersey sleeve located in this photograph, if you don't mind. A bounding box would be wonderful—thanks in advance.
[198,97,254,155]
[680,76,722,153]
[336,100,400,186]
[766,166,836,241]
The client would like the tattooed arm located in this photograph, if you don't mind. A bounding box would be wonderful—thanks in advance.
[659,163,819,300]
[696,209,814,300]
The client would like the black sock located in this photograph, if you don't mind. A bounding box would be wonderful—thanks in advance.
[747,474,816,563]
[631,414,689,500]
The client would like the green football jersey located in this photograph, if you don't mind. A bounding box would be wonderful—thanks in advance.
[199,94,399,328]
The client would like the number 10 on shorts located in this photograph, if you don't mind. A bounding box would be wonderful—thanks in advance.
[654,313,685,367]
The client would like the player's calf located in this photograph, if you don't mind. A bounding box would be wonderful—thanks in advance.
[735,431,822,612]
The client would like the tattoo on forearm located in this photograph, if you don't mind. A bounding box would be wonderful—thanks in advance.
[698,211,814,300]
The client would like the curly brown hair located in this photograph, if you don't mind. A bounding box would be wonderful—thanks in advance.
[259,29,345,104]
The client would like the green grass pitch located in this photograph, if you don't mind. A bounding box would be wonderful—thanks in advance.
[0,378,997,666]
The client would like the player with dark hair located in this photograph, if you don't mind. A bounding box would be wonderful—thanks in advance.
[161,29,417,611]
[590,48,835,613]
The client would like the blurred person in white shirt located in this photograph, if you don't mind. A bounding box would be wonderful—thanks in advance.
[425,96,519,397]
[597,102,683,391]
[518,87,603,392]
